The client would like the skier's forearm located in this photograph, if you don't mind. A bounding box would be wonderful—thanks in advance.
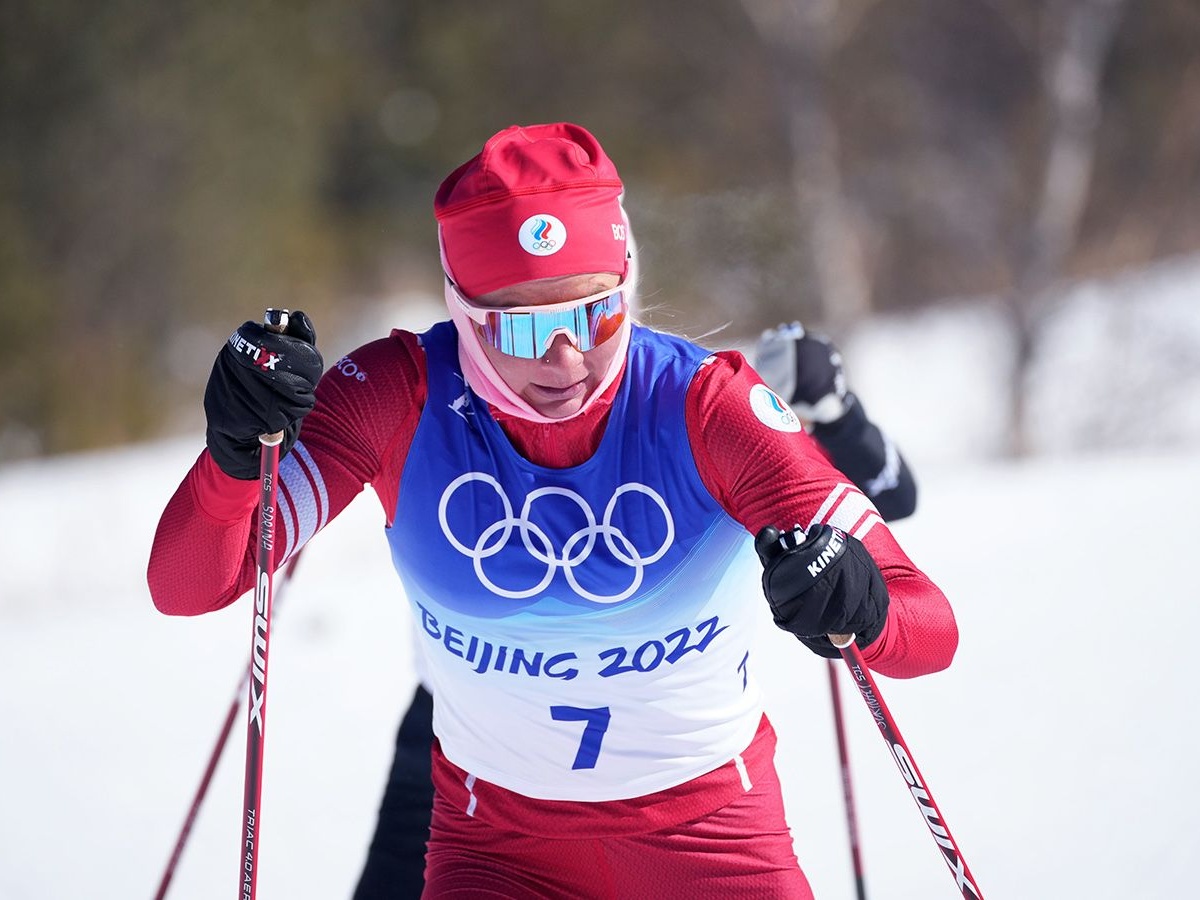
[147,451,259,615]
[811,394,918,522]
[859,570,958,678]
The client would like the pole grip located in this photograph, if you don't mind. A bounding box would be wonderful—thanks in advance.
[259,308,290,446]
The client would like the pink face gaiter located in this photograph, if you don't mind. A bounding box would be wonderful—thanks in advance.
[439,228,638,424]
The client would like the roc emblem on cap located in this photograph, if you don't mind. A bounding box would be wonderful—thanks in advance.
[520,214,566,257]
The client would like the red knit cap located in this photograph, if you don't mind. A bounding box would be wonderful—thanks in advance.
[434,123,628,298]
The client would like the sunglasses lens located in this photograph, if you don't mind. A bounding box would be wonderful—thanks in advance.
[588,292,626,348]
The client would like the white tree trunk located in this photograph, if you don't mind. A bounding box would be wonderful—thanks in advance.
[1006,0,1127,456]
[740,0,874,331]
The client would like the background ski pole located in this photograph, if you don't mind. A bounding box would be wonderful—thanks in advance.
[238,308,290,900]
[153,553,303,900]
[827,658,868,900]
[828,633,984,899]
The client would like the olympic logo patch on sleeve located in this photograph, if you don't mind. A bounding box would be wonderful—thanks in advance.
[748,383,804,433]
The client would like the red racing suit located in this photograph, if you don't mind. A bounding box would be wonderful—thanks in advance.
[149,328,957,686]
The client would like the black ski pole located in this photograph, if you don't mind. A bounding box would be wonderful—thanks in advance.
[828,632,984,899]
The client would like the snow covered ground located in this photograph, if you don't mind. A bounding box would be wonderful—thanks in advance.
[2,258,1198,898]
[3,442,1195,900]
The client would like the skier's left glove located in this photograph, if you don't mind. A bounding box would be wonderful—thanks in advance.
[753,322,849,423]
[754,523,889,658]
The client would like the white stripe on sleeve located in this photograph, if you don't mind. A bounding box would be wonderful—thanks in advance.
[810,482,882,541]
[277,440,329,563]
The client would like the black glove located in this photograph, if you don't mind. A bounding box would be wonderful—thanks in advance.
[203,311,324,479]
[753,322,849,423]
[754,523,889,658]
[811,396,919,522]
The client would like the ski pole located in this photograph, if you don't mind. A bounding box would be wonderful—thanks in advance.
[827,658,868,900]
[153,553,302,900]
[828,633,984,899]
[238,308,290,900]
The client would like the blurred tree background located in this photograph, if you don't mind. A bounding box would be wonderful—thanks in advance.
[2,0,1198,460]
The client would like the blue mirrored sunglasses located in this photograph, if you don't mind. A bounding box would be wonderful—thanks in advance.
[451,281,629,359]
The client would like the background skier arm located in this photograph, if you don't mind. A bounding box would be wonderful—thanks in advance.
[754,323,917,521]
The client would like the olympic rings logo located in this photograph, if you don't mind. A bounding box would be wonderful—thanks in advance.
[437,472,675,603]
[529,239,557,251]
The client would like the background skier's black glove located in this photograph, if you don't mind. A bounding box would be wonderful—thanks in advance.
[754,322,849,423]
[754,523,890,658]
[203,311,324,479]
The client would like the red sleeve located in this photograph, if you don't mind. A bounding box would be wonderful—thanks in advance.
[685,350,958,679]
[147,330,427,616]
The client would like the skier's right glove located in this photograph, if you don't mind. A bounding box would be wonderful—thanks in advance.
[754,522,890,659]
[203,311,324,479]
[753,322,849,424]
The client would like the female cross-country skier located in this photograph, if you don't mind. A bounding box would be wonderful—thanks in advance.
[149,121,957,898]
